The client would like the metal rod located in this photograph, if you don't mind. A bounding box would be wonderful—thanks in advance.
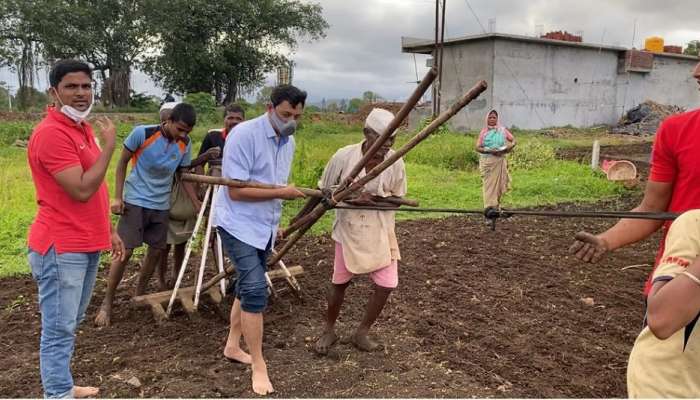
[334,205,679,221]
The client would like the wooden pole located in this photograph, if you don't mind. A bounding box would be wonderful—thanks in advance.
[180,173,321,198]
[182,173,418,207]
[194,187,216,309]
[267,80,488,268]
[437,0,447,114]
[167,185,212,316]
[342,67,437,189]
[283,69,436,236]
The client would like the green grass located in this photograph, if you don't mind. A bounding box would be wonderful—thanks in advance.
[0,116,627,277]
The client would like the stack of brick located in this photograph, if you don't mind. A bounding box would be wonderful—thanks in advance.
[618,50,654,73]
[541,31,583,43]
[663,45,683,54]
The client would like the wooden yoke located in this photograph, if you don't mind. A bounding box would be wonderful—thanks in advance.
[266,80,488,268]
[199,79,488,292]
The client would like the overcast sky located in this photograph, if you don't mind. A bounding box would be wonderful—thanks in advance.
[2,0,698,103]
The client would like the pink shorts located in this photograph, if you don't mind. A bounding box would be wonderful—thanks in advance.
[333,242,398,288]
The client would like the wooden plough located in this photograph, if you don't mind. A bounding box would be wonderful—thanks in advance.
[133,67,488,323]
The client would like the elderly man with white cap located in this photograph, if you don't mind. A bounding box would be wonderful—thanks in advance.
[314,108,407,355]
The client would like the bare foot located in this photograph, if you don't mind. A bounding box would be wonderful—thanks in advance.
[94,305,111,327]
[314,331,338,355]
[251,362,274,395]
[73,385,99,398]
[351,332,384,352]
[223,346,252,364]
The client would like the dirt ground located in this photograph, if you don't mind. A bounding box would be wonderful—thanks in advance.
[0,194,660,398]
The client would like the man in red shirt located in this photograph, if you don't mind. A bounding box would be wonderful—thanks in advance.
[27,59,124,399]
[570,61,700,297]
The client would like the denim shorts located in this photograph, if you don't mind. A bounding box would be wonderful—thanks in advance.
[217,228,271,313]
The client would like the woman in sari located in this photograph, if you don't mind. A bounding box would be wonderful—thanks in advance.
[475,110,516,215]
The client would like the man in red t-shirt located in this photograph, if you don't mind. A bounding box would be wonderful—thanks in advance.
[27,59,124,399]
[570,61,700,297]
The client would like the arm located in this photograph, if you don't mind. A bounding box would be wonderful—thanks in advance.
[52,118,117,202]
[569,180,673,262]
[475,130,494,154]
[599,181,672,249]
[111,148,132,214]
[188,133,218,169]
[228,186,304,202]
[646,264,700,339]
[109,222,126,262]
[644,212,700,339]
[503,135,516,154]
[570,120,676,262]
[186,146,220,169]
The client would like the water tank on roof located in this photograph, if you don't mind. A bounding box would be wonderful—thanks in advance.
[644,36,664,53]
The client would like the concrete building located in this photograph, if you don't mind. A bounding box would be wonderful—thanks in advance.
[402,33,700,131]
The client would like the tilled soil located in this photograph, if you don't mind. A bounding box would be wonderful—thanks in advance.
[0,194,659,398]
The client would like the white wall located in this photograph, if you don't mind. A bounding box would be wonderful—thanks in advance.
[432,38,699,131]
[617,55,700,117]
[437,41,494,132]
[491,39,620,129]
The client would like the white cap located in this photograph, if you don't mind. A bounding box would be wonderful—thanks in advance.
[160,101,181,112]
[365,108,397,136]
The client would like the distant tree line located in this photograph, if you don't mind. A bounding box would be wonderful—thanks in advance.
[0,0,328,110]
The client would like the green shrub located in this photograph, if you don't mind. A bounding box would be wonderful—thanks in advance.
[508,140,556,170]
[129,91,160,112]
[418,116,450,136]
[0,121,34,146]
[184,92,216,117]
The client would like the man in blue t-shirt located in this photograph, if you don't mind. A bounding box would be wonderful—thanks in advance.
[95,103,198,327]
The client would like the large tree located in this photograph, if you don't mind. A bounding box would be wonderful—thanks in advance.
[143,0,328,104]
[0,0,151,107]
[0,0,42,109]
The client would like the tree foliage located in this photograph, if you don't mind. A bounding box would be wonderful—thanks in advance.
[684,40,700,56]
[142,0,328,104]
[0,0,328,107]
[0,0,151,107]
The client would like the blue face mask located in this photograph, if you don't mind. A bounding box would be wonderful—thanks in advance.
[269,109,297,137]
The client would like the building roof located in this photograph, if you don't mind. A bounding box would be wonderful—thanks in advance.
[401,33,700,61]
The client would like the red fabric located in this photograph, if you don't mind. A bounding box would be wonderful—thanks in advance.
[27,107,111,255]
[644,109,700,295]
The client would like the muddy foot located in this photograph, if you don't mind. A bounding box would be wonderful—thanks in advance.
[251,362,274,395]
[314,331,338,355]
[223,346,252,364]
[73,385,99,398]
[351,332,384,352]
[94,305,111,327]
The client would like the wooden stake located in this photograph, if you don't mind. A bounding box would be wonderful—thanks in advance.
[167,185,212,316]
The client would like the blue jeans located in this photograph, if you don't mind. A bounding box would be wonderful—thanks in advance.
[217,227,270,313]
[28,247,100,399]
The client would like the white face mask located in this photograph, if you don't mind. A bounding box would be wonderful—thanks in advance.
[53,88,93,123]
[268,109,297,137]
